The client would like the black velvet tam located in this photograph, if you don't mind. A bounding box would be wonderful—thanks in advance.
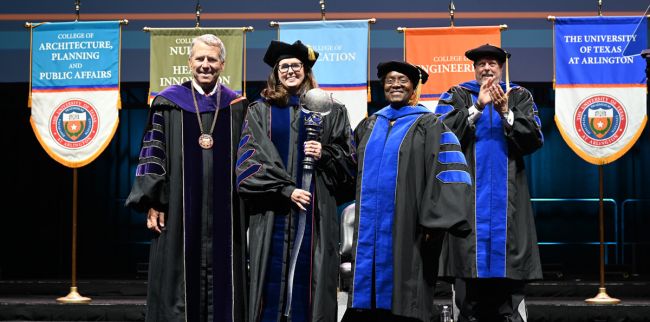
[376,60,429,85]
[465,43,511,64]
[263,40,319,68]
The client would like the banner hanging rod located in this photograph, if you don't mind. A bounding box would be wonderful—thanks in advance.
[396,24,508,32]
[143,26,254,32]
[269,18,376,27]
[25,19,128,28]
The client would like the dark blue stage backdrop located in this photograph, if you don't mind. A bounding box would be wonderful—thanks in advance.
[0,0,649,279]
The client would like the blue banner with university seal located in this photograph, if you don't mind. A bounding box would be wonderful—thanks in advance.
[554,16,647,165]
[279,20,369,128]
[29,21,122,168]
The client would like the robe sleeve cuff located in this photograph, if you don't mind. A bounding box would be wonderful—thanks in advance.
[280,185,296,200]
[468,104,483,125]
[449,220,472,238]
[317,148,333,169]
[501,109,514,128]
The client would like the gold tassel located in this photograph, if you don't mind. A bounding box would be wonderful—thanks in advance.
[117,24,123,109]
[243,31,248,97]
[409,69,423,106]
[367,85,371,102]
[366,26,372,103]
[505,54,510,92]
[28,26,33,108]
[410,79,422,106]
[307,45,316,62]
[552,21,556,90]
[117,81,122,109]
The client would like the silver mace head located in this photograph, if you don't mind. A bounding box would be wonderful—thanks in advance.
[300,88,334,115]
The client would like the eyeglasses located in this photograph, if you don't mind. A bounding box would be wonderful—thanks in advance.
[385,77,411,86]
[278,62,303,73]
[475,60,499,68]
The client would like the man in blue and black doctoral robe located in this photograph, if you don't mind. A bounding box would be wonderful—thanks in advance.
[436,44,544,322]
[343,61,471,322]
[125,35,249,322]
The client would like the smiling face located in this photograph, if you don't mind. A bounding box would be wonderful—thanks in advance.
[474,57,503,85]
[383,71,414,108]
[189,41,224,91]
[277,57,305,92]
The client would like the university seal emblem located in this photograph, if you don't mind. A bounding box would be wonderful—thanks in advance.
[50,99,99,149]
[574,94,627,147]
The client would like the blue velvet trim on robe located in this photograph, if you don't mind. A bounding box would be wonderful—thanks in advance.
[262,95,311,322]
[457,80,516,278]
[235,130,255,188]
[533,103,544,144]
[436,170,472,185]
[435,104,454,115]
[271,103,291,167]
[236,165,260,188]
[262,103,292,322]
[459,80,518,94]
[236,149,255,168]
[438,151,467,165]
[468,88,508,278]
[460,80,544,144]
[238,134,250,149]
[440,131,461,146]
[435,92,454,115]
[352,105,430,310]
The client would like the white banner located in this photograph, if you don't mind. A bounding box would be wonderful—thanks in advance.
[555,87,647,163]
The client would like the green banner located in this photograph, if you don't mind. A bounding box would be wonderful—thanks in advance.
[149,28,244,101]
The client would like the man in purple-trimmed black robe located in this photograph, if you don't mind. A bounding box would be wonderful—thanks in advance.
[126,34,248,322]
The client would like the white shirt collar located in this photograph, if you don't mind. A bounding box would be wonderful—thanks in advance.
[191,80,220,96]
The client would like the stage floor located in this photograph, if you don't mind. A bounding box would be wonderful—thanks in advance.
[1,279,650,321]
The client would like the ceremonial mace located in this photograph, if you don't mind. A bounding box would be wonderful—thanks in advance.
[284,88,333,316]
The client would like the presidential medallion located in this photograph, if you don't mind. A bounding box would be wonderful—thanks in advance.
[198,134,214,149]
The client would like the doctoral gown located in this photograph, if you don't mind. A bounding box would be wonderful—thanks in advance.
[235,98,356,322]
[436,80,544,280]
[125,82,249,322]
[347,105,471,322]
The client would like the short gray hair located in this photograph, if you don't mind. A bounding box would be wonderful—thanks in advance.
[189,34,226,62]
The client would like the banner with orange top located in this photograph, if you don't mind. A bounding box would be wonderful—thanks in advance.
[403,26,501,111]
